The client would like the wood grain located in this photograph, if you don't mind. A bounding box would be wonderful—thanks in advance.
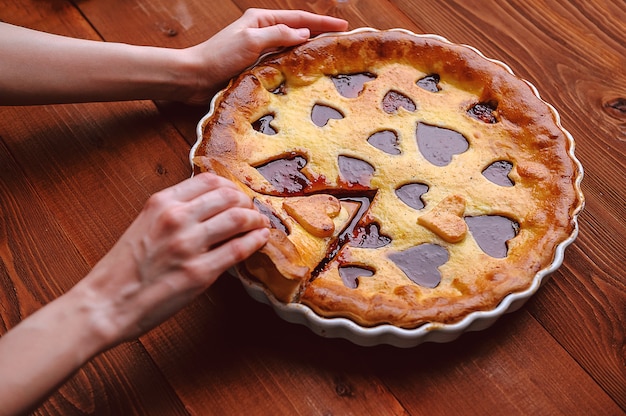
[392,0,626,409]
[0,133,189,415]
[1,0,624,414]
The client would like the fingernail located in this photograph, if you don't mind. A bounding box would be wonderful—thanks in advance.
[296,28,310,39]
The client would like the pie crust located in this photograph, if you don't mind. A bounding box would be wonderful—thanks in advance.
[192,29,583,331]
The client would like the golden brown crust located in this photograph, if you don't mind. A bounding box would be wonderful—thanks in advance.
[193,30,582,328]
[244,229,310,302]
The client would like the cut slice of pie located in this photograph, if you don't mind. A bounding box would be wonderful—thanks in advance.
[192,29,583,329]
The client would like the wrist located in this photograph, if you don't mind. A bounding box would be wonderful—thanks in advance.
[168,47,205,103]
[166,46,217,105]
[57,283,115,359]
[65,272,130,353]
[0,281,114,414]
[102,43,199,103]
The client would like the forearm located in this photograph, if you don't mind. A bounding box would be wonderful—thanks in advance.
[0,11,349,106]
[0,23,198,105]
[0,285,109,416]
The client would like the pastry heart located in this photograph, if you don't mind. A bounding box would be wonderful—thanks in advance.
[283,194,341,238]
[417,194,467,243]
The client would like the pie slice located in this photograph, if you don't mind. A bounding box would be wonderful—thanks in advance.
[198,157,363,302]
[192,29,583,329]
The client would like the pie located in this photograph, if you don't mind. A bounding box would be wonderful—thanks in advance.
[192,29,583,329]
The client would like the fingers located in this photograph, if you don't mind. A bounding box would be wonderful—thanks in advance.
[245,25,309,53]
[243,8,349,34]
[157,172,239,203]
[147,172,269,253]
[236,9,349,55]
[196,227,270,280]
[200,204,270,249]
[179,9,347,105]
[79,173,271,343]
[187,184,255,223]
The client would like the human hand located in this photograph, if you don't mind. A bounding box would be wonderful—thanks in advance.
[0,173,269,413]
[179,8,349,105]
[75,173,270,347]
[0,10,346,105]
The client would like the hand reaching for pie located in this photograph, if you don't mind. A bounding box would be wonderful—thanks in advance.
[0,9,347,105]
[180,9,349,105]
[0,173,269,415]
[0,9,346,414]
[76,172,270,344]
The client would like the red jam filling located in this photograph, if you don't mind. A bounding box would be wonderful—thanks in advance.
[350,222,391,249]
[416,122,469,166]
[256,156,310,194]
[331,73,376,98]
[339,266,374,289]
[253,198,289,235]
[482,161,514,186]
[468,102,498,123]
[367,130,401,155]
[388,244,448,288]
[465,215,519,258]
[416,74,441,92]
[382,90,416,113]
[311,104,344,127]
[395,183,429,210]
[338,155,375,187]
[252,114,277,135]
[271,83,286,95]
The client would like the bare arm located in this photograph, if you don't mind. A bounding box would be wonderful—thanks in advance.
[0,9,348,105]
[0,173,271,415]
[0,8,348,413]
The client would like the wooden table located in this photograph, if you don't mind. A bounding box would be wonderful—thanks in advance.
[1,0,624,414]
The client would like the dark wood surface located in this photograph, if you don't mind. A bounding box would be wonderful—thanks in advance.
[1,0,624,414]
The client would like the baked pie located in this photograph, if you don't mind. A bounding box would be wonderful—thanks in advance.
[192,29,583,329]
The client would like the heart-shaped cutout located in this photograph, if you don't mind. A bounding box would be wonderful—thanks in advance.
[395,182,429,210]
[416,122,469,166]
[482,160,514,187]
[283,194,341,238]
[465,215,518,258]
[338,155,375,186]
[349,223,392,248]
[338,265,374,289]
[311,104,344,127]
[332,73,376,98]
[256,156,310,193]
[382,90,416,113]
[388,244,448,288]
[368,130,401,155]
[418,194,467,243]
[252,114,277,135]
